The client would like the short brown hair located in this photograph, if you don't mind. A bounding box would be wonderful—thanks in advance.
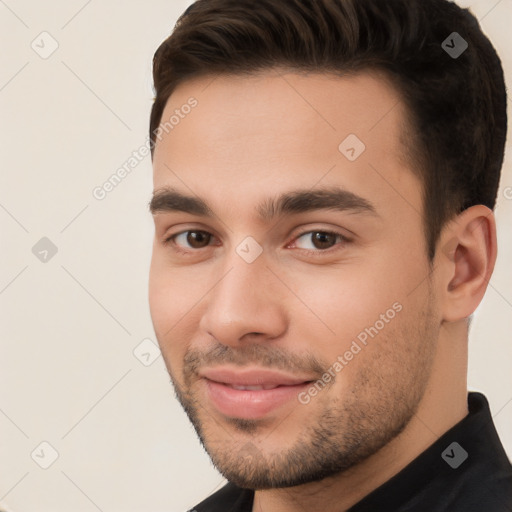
[149,0,507,260]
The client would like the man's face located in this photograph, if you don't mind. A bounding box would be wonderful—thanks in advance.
[149,70,441,488]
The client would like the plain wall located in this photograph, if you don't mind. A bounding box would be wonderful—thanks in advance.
[0,1,511,510]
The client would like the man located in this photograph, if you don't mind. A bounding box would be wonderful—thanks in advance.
[147,0,512,510]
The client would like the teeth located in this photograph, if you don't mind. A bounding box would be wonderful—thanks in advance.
[230,384,279,390]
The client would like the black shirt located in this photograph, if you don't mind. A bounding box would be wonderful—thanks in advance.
[191,392,512,511]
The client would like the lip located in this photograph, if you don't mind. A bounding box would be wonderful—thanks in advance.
[200,367,313,387]
[199,366,314,419]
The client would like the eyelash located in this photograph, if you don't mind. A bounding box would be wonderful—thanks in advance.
[162,229,350,257]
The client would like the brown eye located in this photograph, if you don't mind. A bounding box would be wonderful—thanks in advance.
[185,231,212,249]
[294,230,346,252]
[164,230,214,251]
[311,232,337,250]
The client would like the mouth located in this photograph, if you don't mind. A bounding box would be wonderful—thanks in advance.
[199,367,315,420]
[223,383,287,390]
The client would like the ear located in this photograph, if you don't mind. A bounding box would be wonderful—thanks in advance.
[436,205,497,323]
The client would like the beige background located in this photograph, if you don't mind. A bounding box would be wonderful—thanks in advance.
[0,1,511,511]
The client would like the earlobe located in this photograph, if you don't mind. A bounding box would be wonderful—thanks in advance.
[438,205,497,322]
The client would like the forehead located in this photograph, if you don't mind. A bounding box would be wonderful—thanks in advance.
[151,70,422,223]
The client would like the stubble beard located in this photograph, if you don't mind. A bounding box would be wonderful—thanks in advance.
[166,295,438,490]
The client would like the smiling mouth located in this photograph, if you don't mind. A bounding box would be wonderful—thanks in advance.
[198,366,316,419]
[224,383,304,390]
[199,366,315,387]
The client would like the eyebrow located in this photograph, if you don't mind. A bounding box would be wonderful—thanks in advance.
[149,186,378,222]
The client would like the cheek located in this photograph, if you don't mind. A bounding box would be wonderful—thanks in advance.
[290,266,402,336]
[148,257,198,370]
[315,307,423,410]
[149,250,193,327]
[148,257,170,334]
[287,255,423,376]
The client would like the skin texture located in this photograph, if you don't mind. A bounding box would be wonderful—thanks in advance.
[148,70,496,512]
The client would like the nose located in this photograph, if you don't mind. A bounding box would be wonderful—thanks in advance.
[198,249,288,347]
